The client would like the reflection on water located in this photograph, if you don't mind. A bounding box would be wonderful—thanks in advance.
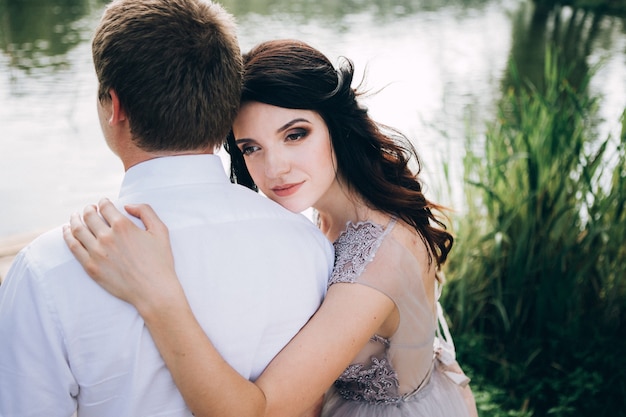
[0,0,103,71]
[0,0,624,239]
[220,0,494,21]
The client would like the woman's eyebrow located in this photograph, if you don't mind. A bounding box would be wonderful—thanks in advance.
[235,118,311,144]
[234,138,254,145]
[276,118,310,134]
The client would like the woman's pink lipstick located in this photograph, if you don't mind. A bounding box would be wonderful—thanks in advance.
[272,182,303,197]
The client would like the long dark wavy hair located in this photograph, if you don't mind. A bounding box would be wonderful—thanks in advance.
[225,39,453,269]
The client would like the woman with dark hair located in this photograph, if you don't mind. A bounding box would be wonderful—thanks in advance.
[64,39,477,417]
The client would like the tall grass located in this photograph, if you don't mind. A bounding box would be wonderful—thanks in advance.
[443,48,626,416]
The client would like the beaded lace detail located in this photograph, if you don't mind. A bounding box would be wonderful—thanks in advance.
[329,221,388,286]
[330,220,401,404]
[334,356,400,404]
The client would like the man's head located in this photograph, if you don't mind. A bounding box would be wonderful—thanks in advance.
[93,0,242,153]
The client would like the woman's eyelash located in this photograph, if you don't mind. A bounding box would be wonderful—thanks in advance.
[240,145,259,155]
[287,129,307,141]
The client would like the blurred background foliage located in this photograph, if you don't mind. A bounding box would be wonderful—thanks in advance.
[443,1,626,412]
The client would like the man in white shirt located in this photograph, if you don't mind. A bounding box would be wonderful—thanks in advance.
[0,1,333,416]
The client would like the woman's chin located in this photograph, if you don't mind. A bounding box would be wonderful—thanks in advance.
[269,197,310,215]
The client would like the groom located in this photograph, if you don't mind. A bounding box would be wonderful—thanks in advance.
[0,0,333,415]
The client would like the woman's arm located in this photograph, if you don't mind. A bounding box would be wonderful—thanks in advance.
[64,199,396,417]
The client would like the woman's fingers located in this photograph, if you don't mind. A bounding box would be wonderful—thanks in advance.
[81,197,135,240]
[63,198,178,310]
[125,203,169,237]
[63,223,88,263]
[69,211,97,249]
[65,215,104,279]
[81,204,111,238]
[97,198,128,230]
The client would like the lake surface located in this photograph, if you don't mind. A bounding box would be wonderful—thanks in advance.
[1,0,624,239]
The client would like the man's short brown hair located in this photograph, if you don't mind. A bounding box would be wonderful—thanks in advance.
[93,0,242,151]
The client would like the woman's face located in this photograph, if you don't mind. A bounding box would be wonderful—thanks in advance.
[232,101,338,213]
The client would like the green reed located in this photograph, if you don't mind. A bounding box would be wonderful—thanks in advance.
[443,48,626,415]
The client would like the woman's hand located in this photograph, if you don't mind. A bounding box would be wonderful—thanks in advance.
[63,198,181,315]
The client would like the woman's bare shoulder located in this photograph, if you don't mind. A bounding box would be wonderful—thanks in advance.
[389,220,431,265]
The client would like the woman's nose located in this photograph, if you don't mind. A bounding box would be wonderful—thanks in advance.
[265,148,291,178]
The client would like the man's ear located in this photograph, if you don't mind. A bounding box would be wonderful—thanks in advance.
[109,89,127,124]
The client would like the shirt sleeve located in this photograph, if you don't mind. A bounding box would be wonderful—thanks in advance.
[0,249,78,417]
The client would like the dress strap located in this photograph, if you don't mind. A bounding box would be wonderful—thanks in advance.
[382,216,397,237]
[435,302,455,352]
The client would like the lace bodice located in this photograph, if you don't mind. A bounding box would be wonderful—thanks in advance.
[333,333,401,404]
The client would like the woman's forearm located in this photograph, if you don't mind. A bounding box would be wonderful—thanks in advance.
[139,285,266,417]
[138,282,394,417]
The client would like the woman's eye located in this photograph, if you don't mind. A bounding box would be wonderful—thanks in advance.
[286,129,307,142]
[240,145,260,156]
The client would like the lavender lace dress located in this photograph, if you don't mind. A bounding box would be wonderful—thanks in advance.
[321,219,477,417]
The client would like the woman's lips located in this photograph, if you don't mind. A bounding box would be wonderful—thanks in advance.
[271,182,304,197]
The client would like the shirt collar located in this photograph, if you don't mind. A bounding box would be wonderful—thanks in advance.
[119,154,229,198]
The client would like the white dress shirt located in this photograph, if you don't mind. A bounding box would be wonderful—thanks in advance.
[0,154,333,417]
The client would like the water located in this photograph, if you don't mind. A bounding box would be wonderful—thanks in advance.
[0,0,624,239]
